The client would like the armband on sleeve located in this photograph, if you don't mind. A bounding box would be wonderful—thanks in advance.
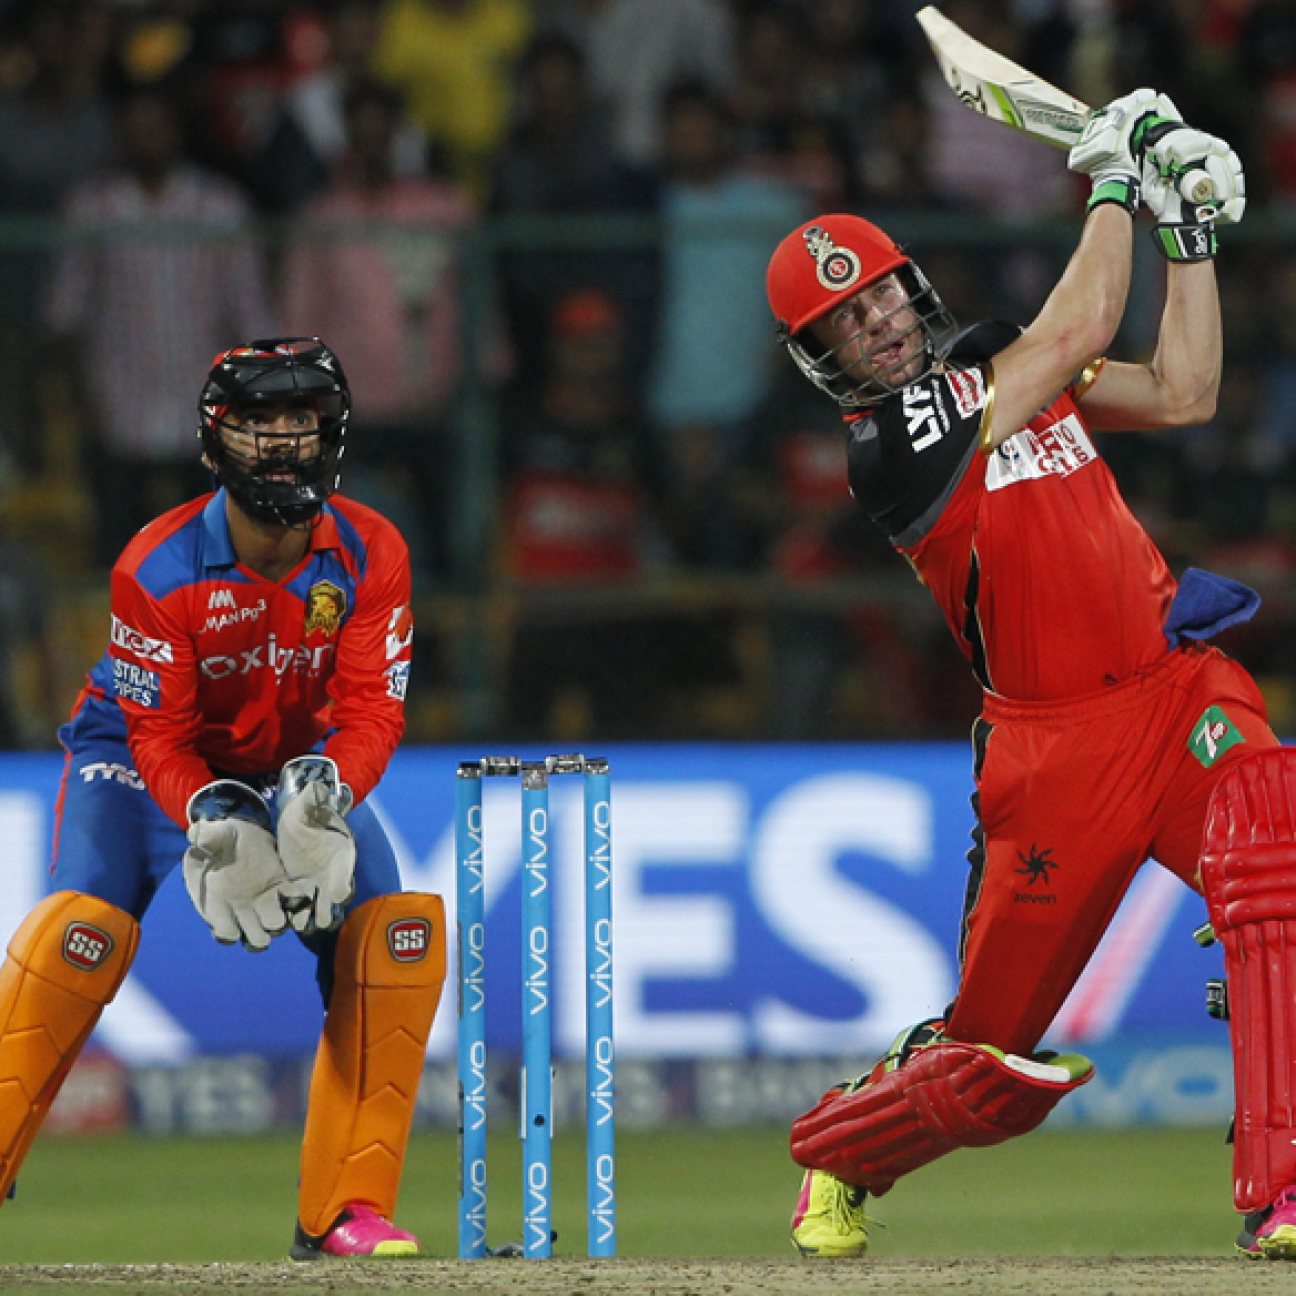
[979,362,999,457]
[1071,357,1107,401]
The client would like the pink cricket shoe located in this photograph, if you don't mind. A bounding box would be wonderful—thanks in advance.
[291,1203,421,1260]
[1238,1186,1296,1260]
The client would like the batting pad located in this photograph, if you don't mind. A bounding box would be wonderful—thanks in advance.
[298,892,446,1239]
[1201,747,1296,1212]
[790,1040,1092,1195]
[0,891,138,1204]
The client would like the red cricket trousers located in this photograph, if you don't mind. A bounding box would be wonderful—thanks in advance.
[947,642,1277,1055]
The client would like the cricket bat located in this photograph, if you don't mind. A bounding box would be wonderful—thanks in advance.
[916,5,1215,204]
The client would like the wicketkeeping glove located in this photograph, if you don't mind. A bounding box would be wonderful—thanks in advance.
[1141,128,1245,260]
[1068,87,1166,214]
[275,755,356,936]
[184,780,292,952]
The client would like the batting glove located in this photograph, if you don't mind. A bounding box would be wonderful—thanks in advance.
[184,780,292,952]
[1141,131,1245,260]
[275,755,356,937]
[1068,87,1165,215]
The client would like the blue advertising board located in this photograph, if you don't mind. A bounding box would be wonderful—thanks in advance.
[0,743,1228,1075]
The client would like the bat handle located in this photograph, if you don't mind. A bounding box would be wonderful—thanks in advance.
[1179,167,1215,206]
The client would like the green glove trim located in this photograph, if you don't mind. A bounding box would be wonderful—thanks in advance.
[1151,222,1217,262]
[1087,177,1140,215]
[1132,114,1180,156]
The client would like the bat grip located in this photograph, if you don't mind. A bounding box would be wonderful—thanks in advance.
[1178,167,1215,206]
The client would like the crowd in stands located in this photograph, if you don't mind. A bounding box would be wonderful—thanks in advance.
[0,0,1295,747]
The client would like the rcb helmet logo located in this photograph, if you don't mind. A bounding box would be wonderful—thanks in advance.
[804,225,862,291]
[304,581,345,636]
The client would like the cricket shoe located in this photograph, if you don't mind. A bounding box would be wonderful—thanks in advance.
[1238,1186,1296,1260]
[791,1168,869,1258]
[290,1204,421,1260]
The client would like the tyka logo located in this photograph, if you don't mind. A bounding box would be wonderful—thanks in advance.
[63,922,113,970]
[388,918,431,962]
[1016,844,1058,886]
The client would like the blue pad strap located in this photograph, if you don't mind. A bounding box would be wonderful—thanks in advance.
[1164,567,1260,649]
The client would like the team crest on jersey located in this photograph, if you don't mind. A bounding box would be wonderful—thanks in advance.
[304,581,345,636]
[945,368,985,418]
[63,922,113,971]
[803,225,862,291]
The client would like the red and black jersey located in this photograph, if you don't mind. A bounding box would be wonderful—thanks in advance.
[65,490,413,827]
[845,326,1174,701]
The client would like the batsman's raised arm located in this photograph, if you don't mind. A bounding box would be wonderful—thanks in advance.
[979,89,1158,450]
[1076,124,1245,432]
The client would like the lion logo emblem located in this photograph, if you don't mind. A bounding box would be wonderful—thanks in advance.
[304,581,346,637]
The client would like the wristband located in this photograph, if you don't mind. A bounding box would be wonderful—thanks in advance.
[1150,222,1217,262]
[187,779,273,829]
[1087,176,1140,215]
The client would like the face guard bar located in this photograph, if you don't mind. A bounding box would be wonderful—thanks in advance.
[782,263,958,408]
[199,337,350,527]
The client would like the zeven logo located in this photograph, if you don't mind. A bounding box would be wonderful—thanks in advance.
[1190,705,1244,768]
[63,922,113,971]
[388,918,431,962]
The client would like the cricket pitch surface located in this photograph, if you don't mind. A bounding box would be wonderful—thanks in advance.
[0,1257,1285,1296]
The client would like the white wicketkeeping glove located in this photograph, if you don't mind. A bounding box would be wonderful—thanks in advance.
[1141,127,1245,262]
[1068,87,1166,214]
[184,781,292,952]
[275,755,356,936]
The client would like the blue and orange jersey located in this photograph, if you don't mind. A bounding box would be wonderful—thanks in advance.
[63,489,414,827]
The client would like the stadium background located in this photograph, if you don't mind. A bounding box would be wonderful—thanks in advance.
[0,0,1277,1148]
[8,744,1232,1139]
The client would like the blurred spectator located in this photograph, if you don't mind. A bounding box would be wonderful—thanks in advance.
[920,0,1073,219]
[0,0,114,477]
[647,80,806,568]
[794,0,897,203]
[735,372,943,736]
[46,86,276,565]
[490,30,658,397]
[500,287,669,737]
[731,4,855,210]
[177,0,311,204]
[373,0,530,203]
[279,78,479,581]
[249,1,430,215]
[856,84,937,212]
[1239,0,1296,207]
[585,0,738,167]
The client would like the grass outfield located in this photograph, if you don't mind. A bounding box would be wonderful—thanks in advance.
[0,1125,1241,1263]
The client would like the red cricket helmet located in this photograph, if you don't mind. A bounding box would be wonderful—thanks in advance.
[766,214,956,407]
[766,214,909,335]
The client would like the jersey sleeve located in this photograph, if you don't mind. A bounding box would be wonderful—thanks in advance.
[322,522,412,805]
[846,365,989,546]
[110,564,214,828]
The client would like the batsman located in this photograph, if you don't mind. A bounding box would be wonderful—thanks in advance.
[767,91,1296,1259]
[0,338,445,1258]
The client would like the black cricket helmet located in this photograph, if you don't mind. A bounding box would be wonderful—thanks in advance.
[199,337,350,526]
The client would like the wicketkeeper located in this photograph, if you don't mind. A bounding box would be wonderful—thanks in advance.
[0,339,445,1258]
[767,91,1296,1260]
